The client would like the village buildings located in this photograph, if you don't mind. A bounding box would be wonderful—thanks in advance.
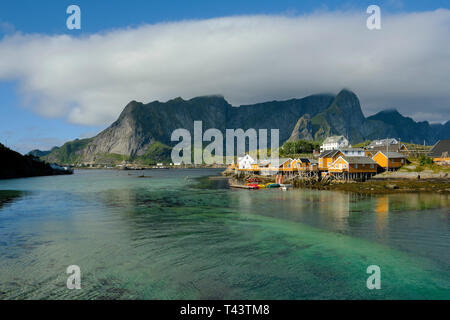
[230,137,410,181]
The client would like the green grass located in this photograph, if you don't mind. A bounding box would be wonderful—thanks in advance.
[352,140,371,148]
[134,141,172,165]
[42,138,93,164]
[401,157,450,173]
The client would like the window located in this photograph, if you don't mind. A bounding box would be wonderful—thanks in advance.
[355,164,358,169]
[371,164,374,168]
[401,159,404,163]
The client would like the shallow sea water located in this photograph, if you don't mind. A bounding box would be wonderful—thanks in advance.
[0,169,448,299]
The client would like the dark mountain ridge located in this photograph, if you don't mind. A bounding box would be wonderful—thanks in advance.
[39,89,449,164]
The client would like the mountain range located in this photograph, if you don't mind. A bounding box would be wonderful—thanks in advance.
[37,89,449,164]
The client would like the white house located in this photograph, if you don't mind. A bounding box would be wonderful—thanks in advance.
[320,135,349,152]
[237,154,256,169]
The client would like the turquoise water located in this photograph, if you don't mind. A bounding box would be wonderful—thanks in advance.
[0,169,449,299]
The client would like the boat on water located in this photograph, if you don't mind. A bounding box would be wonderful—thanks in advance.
[266,183,280,188]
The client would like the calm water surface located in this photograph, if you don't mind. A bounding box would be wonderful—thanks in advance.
[0,169,449,299]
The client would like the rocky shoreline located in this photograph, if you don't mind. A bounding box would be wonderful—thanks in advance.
[222,169,450,194]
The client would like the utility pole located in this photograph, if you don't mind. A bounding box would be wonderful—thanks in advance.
[386,137,389,172]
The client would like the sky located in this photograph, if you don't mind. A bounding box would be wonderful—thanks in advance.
[0,0,449,153]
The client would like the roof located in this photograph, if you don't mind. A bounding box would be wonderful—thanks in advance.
[340,147,363,151]
[375,151,406,158]
[297,158,311,163]
[238,154,255,161]
[428,140,450,158]
[276,158,292,166]
[323,135,346,144]
[341,156,377,164]
[257,159,271,167]
[319,150,342,158]
[368,138,398,147]
[261,158,291,167]
[339,147,365,153]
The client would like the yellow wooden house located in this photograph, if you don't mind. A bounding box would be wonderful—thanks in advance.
[292,158,311,171]
[318,150,343,171]
[372,151,406,171]
[328,156,378,179]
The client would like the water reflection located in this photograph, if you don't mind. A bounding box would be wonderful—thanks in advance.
[0,190,24,210]
[0,170,449,299]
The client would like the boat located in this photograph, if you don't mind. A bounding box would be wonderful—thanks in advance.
[257,184,266,189]
[230,184,259,189]
[247,183,260,189]
[266,183,280,188]
[280,184,293,191]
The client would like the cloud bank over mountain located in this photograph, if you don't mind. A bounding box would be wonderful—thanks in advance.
[0,9,449,125]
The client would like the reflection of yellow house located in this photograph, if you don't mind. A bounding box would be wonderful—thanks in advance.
[375,196,389,214]
[375,196,389,236]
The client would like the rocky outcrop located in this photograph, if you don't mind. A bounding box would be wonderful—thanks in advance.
[288,114,313,141]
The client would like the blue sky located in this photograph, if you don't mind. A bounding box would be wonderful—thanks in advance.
[0,0,449,153]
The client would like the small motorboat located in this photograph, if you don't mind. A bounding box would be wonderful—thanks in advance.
[247,183,260,189]
[257,184,266,189]
[266,183,280,188]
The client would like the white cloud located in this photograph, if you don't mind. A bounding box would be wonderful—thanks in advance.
[0,10,449,125]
